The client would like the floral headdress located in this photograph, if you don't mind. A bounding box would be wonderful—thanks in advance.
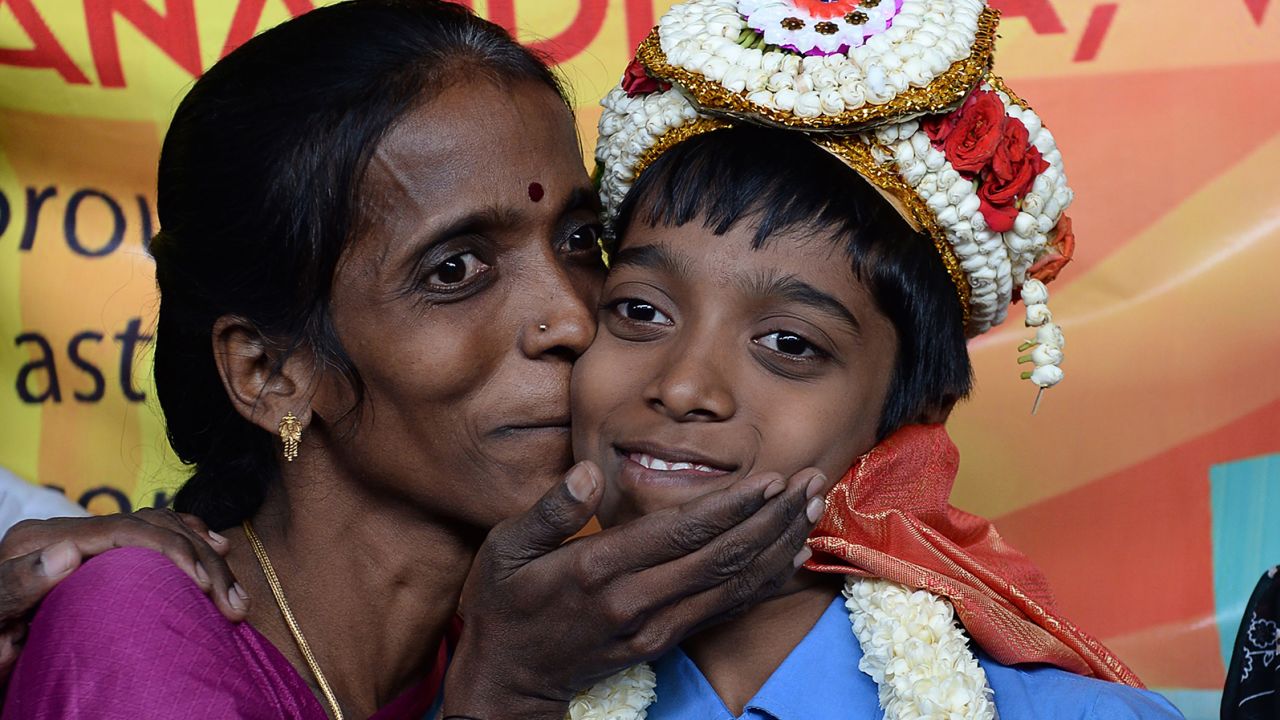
[595,0,1075,405]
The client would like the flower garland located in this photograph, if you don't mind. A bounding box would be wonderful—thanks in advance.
[656,0,986,118]
[564,577,995,720]
[567,663,658,720]
[844,577,996,720]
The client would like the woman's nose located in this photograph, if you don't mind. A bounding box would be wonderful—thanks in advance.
[520,266,597,361]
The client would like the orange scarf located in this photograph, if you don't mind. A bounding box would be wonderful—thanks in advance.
[804,423,1143,687]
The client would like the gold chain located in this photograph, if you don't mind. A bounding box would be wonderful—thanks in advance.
[243,520,345,720]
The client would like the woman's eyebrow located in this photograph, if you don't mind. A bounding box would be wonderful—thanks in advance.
[744,272,862,336]
[560,185,602,217]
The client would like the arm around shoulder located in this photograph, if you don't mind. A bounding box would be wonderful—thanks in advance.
[3,547,255,720]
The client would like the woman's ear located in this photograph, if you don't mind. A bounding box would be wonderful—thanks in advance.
[211,315,317,436]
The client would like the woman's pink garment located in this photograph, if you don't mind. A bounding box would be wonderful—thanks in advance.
[4,547,449,719]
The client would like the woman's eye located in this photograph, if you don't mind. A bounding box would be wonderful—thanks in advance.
[564,223,603,253]
[612,299,670,324]
[426,252,488,287]
[755,331,819,358]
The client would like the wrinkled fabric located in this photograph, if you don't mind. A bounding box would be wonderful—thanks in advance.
[3,547,450,719]
[1222,566,1280,719]
[804,424,1143,686]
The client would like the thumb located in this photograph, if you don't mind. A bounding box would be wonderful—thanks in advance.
[492,461,602,565]
[0,541,81,623]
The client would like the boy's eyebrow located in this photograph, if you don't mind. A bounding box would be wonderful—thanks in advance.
[608,243,690,277]
[744,272,862,336]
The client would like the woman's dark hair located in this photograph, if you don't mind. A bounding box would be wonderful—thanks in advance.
[614,126,973,440]
[152,0,567,530]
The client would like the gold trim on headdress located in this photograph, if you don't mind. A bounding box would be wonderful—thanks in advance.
[636,8,1001,134]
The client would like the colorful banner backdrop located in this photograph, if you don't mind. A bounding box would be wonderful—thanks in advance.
[1,2,1276,716]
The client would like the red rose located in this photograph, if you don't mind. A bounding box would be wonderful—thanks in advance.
[622,58,669,97]
[977,117,1049,232]
[940,90,1005,175]
[922,90,979,146]
[1027,215,1075,285]
[978,199,1019,233]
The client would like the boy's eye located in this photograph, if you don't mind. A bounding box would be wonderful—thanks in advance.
[427,252,489,287]
[755,331,819,358]
[563,223,604,253]
[612,299,671,324]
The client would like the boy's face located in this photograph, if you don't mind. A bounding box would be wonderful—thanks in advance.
[572,217,898,526]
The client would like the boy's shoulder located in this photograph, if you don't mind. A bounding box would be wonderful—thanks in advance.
[982,659,1185,719]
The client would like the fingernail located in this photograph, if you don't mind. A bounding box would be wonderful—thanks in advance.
[38,544,76,578]
[793,546,813,568]
[194,562,210,586]
[763,479,786,499]
[806,496,825,524]
[229,583,249,612]
[207,530,228,546]
[805,472,828,499]
[566,464,596,503]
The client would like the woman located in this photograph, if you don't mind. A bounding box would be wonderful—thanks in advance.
[0,2,825,718]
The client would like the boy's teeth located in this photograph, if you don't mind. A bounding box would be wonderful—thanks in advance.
[633,453,716,473]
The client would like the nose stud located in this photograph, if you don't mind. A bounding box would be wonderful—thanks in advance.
[538,324,548,332]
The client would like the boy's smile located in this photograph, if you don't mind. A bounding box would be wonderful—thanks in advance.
[571,216,899,526]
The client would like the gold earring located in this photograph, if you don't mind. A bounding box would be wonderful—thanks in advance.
[279,412,302,462]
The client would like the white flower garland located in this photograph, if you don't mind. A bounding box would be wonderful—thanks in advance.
[565,577,995,720]
[1017,279,1065,389]
[567,663,658,720]
[658,0,986,117]
[844,577,996,720]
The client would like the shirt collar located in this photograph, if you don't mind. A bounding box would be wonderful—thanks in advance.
[650,595,876,720]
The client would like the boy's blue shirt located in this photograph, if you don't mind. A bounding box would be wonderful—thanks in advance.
[647,595,1185,720]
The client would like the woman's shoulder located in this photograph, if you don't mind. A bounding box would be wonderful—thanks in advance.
[982,659,1185,719]
[23,545,240,663]
[6,547,323,720]
[36,546,218,624]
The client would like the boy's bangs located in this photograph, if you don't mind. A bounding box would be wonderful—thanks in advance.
[612,126,975,440]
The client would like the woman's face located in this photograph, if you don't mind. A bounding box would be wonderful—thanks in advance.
[572,218,898,525]
[312,79,605,531]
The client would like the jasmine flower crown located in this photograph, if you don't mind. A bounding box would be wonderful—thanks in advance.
[595,0,1075,403]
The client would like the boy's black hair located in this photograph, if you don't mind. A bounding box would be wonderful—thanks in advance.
[613,126,973,440]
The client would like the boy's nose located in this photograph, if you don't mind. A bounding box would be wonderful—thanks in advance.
[644,347,736,422]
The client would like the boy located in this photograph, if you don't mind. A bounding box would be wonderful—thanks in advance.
[566,0,1184,717]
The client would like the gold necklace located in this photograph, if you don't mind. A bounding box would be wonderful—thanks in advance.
[243,520,345,720]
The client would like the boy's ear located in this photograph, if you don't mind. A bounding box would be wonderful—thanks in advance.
[211,315,317,436]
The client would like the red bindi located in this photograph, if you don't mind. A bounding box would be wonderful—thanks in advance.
[527,182,544,202]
